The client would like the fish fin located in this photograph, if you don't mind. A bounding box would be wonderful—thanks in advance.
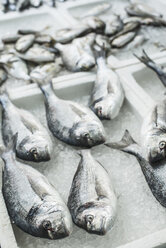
[18,109,39,134]
[0,91,10,108]
[105,130,140,156]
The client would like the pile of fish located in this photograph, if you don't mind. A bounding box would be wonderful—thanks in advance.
[1,0,56,13]
[1,0,166,244]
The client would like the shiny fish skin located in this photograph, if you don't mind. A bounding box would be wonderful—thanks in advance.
[80,3,112,19]
[55,34,95,72]
[0,53,30,81]
[105,15,123,37]
[54,25,91,44]
[2,34,21,43]
[30,61,61,82]
[17,45,55,63]
[111,31,136,48]
[111,21,140,40]
[35,34,52,44]
[68,149,117,235]
[15,34,35,53]
[2,136,72,239]
[134,50,166,87]
[125,3,162,18]
[141,100,166,164]
[90,51,124,120]
[39,82,106,147]
[105,130,166,208]
[0,94,52,162]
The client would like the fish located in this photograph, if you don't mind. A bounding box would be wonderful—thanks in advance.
[0,93,52,162]
[30,61,62,83]
[30,0,42,8]
[80,3,112,19]
[2,33,21,43]
[15,34,35,53]
[18,29,38,35]
[2,134,72,239]
[0,53,30,81]
[55,33,95,72]
[39,82,106,147]
[123,16,166,26]
[111,21,140,41]
[134,50,166,87]
[0,68,7,85]
[105,130,166,208]
[90,49,124,120]
[111,31,136,48]
[140,100,166,164]
[95,35,111,51]
[125,3,162,18]
[35,34,53,44]
[105,15,123,37]
[17,0,30,11]
[16,45,55,63]
[82,16,105,34]
[54,25,91,44]
[68,149,117,235]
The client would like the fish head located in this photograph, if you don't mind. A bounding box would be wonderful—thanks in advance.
[74,121,106,147]
[95,101,112,119]
[77,204,114,235]
[76,56,95,71]
[37,207,72,239]
[17,136,51,162]
[147,135,166,164]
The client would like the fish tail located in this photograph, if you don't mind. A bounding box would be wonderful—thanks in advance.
[105,130,137,155]
[94,45,107,68]
[134,50,161,74]
[38,81,57,99]
[1,133,18,160]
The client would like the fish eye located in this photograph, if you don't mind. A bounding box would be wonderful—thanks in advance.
[97,106,102,115]
[86,215,94,224]
[83,133,90,139]
[159,141,166,150]
[43,220,52,230]
[30,147,37,154]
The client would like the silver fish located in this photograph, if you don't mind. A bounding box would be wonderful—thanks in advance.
[2,33,21,43]
[2,134,72,239]
[80,3,112,19]
[90,50,124,120]
[0,53,30,81]
[105,15,123,36]
[39,82,106,147]
[54,25,91,44]
[30,61,61,82]
[17,45,55,63]
[55,33,95,72]
[35,34,53,44]
[125,3,162,18]
[30,0,42,8]
[141,100,166,164]
[105,130,166,208]
[111,31,136,48]
[15,34,35,53]
[0,67,7,85]
[0,93,52,162]
[82,16,105,34]
[68,149,117,235]
[134,50,166,87]
[111,21,140,40]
